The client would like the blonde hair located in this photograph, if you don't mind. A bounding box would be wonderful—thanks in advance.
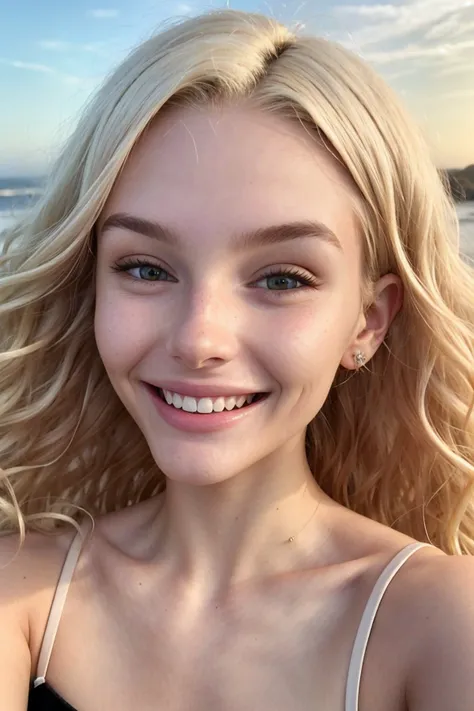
[1,10,473,553]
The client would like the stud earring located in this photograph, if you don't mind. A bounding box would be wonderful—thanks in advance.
[354,351,367,369]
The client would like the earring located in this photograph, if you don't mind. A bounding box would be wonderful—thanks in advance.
[354,351,367,369]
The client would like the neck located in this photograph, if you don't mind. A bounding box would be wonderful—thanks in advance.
[154,434,328,599]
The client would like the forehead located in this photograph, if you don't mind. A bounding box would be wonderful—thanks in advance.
[100,104,360,255]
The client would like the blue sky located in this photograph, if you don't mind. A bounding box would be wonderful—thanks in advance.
[1,0,473,176]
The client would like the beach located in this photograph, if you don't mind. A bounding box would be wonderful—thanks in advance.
[458,201,474,259]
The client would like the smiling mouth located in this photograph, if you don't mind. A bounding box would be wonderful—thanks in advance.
[152,387,269,414]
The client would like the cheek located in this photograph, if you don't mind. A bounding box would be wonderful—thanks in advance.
[94,283,158,377]
[266,297,358,390]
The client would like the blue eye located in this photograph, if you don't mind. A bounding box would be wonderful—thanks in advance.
[255,268,319,291]
[261,274,303,290]
[130,264,167,281]
[112,261,319,293]
[112,259,172,281]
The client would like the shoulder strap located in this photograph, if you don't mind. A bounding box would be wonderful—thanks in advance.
[345,542,430,711]
[33,519,92,688]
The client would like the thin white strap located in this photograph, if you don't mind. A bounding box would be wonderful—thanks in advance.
[345,542,430,711]
[34,521,91,688]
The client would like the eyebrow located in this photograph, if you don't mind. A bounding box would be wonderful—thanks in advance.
[100,212,342,251]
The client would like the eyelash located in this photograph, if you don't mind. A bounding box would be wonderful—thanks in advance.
[111,258,320,294]
[255,266,320,291]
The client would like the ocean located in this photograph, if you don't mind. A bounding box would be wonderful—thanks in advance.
[1,177,474,260]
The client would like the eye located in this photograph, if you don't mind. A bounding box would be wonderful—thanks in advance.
[111,259,174,282]
[254,267,320,292]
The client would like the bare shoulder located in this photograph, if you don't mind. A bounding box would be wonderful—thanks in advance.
[334,510,474,711]
[0,527,78,638]
[393,551,474,642]
[0,526,77,603]
[0,527,76,708]
[391,551,474,711]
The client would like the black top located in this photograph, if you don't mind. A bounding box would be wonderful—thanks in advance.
[28,682,77,711]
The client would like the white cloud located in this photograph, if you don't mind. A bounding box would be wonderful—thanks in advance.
[439,88,474,100]
[0,57,89,86]
[0,59,55,73]
[334,4,400,20]
[334,1,474,48]
[169,2,203,15]
[362,36,474,64]
[425,14,462,40]
[81,42,111,55]
[38,40,71,51]
[384,66,420,80]
[88,8,119,19]
[362,44,449,64]
[426,17,474,41]
[37,39,112,57]
[439,62,474,77]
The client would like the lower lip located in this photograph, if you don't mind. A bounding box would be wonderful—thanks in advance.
[145,385,268,433]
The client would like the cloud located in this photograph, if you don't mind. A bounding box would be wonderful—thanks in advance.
[0,58,55,73]
[168,2,202,15]
[334,4,400,20]
[425,13,462,40]
[334,1,474,48]
[438,88,474,100]
[426,17,474,41]
[37,39,111,57]
[0,57,89,86]
[384,66,420,80]
[362,44,449,64]
[38,40,71,51]
[362,37,474,64]
[81,42,111,55]
[439,62,474,77]
[332,0,474,73]
[88,8,119,19]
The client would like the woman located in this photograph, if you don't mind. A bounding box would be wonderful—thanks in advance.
[1,9,474,711]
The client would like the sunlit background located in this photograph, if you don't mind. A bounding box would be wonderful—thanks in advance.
[1,0,473,175]
[0,0,473,252]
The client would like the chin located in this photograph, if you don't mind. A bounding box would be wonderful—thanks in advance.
[146,440,250,487]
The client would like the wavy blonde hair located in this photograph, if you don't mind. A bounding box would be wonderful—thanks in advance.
[1,9,473,553]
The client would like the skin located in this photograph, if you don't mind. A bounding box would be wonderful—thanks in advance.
[94,103,402,593]
[2,103,474,711]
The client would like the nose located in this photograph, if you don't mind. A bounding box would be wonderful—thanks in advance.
[165,287,240,369]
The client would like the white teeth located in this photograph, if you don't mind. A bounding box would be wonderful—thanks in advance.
[197,398,215,414]
[210,397,225,413]
[161,389,260,414]
[172,393,183,409]
[224,396,237,411]
[182,396,197,413]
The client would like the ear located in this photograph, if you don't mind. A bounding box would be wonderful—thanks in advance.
[340,274,403,370]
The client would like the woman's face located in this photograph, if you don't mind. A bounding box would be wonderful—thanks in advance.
[95,104,367,485]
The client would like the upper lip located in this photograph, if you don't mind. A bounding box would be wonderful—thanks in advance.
[144,381,266,399]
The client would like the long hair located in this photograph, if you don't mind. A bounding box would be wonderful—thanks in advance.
[1,10,473,553]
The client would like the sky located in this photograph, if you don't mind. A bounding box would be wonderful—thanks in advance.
[0,0,473,177]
